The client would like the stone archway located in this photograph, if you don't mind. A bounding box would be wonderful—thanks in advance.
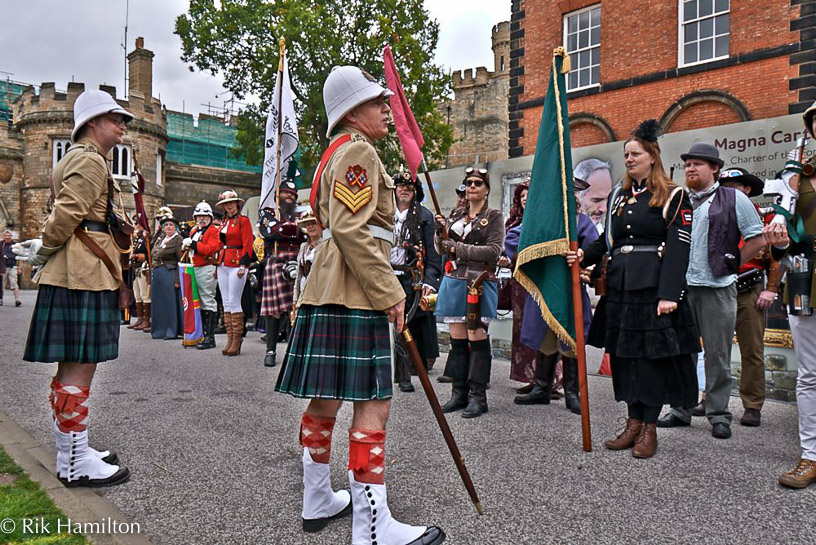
[569,113,617,147]
[661,91,751,133]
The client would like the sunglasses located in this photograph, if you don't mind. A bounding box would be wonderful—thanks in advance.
[464,179,485,188]
[464,167,488,176]
[104,115,128,126]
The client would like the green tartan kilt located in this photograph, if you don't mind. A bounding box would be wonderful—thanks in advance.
[24,285,120,364]
[275,304,394,401]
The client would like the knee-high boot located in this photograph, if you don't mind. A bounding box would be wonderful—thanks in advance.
[197,310,217,350]
[264,315,281,367]
[562,356,581,414]
[221,312,233,355]
[514,352,558,405]
[441,338,470,413]
[225,312,244,356]
[463,338,492,418]
[137,302,151,331]
[128,302,144,329]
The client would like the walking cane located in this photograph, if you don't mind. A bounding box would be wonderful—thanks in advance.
[400,252,483,515]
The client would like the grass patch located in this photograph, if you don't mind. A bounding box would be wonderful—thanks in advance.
[0,446,87,544]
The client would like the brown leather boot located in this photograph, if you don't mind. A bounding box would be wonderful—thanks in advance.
[632,423,657,459]
[221,312,233,355]
[138,302,152,332]
[604,419,643,450]
[128,302,144,329]
[778,458,816,489]
[225,312,244,356]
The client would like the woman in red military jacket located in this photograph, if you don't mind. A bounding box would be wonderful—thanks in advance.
[215,190,254,356]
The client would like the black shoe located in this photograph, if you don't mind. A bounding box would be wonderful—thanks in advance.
[406,526,446,545]
[196,337,216,350]
[15,300,21,307]
[441,397,467,413]
[260,334,267,342]
[514,386,551,405]
[740,408,761,427]
[264,352,276,367]
[692,401,706,417]
[712,422,732,439]
[399,381,415,392]
[462,401,488,418]
[565,392,581,415]
[656,413,691,428]
[437,375,453,383]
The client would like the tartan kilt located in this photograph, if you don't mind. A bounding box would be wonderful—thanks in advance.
[261,248,299,316]
[24,285,120,364]
[275,304,394,400]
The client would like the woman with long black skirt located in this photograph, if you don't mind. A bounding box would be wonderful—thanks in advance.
[567,120,699,458]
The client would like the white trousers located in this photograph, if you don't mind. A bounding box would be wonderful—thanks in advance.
[133,274,150,303]
[217,266,247,313]
[194,265,218,312]
[790,313,816,460]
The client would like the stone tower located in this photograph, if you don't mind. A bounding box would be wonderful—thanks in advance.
[492,21,511,75]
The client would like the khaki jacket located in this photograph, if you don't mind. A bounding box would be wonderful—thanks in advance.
[35,137,127,291]
[299,127,403,311]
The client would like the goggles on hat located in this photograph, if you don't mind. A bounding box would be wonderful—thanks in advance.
[464,167,488,176]
[720,169,745,179]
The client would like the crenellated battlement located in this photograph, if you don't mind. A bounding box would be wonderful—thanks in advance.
[454,67,492,89]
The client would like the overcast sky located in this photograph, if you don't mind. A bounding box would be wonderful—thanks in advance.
[0,0,510,118]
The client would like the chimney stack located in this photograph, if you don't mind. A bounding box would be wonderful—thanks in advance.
[127,37,154,99]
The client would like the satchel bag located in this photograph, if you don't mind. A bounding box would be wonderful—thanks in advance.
[74,226,133,310]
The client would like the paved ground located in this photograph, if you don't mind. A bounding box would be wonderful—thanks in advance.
[1,289,814,544]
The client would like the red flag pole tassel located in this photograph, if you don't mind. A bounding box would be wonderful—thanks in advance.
[570,240,592,452]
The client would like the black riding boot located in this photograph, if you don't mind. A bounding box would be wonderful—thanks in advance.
[264,315,281,367]
[562,356,581,414]
[394,337,415,392]
[514,352,558,405]
[463,338,492,418]
[441,338,470,413]
[197,310,217,350]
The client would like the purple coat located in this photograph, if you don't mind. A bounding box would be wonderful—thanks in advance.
[506,214,598,352]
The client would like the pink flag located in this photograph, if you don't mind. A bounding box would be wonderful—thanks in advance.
[383,45,425,179]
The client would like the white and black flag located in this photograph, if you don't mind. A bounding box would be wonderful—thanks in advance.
[260,55,299,212]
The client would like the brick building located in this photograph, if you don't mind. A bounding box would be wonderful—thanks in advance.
[442,21,511,167]
[0,38,260,249]
[508,0,815,156]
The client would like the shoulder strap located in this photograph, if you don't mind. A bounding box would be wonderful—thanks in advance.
[604,184,623,250]
[663,186,685,225]
[73,226,126,290]
[309,133,352,229]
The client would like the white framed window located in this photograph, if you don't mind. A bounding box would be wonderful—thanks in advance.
[156,151,163,186]
[564,5,601,92]
[679,0,730,67]
[111,144,132,181]
[52,139,72,168]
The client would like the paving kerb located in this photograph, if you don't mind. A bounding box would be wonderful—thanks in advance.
[0,409,154,545]
[3,288,816,544]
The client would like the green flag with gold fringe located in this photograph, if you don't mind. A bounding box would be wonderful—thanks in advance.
[515,48,578,349]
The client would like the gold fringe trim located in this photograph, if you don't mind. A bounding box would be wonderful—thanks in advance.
[515,238,570,264]
[514,267,576,351]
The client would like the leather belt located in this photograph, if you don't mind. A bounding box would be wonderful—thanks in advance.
[79,220,108,233]
[322,224,395,246]
[611,244,660,257]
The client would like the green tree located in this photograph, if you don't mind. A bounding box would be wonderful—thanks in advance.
[175,0,454,180]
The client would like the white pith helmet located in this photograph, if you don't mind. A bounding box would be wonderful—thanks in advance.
[193,201,214,218]
[803,100,816,138]
[323,66,393,138]
[71,89,134,142]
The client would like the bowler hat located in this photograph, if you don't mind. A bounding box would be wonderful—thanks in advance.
[680,142,724,169]
[719,167,764,198]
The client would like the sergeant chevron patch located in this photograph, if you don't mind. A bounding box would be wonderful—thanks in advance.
[334,165,373,213]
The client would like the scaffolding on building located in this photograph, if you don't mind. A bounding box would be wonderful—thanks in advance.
[0,77,29,125]
[166,110,261,173]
